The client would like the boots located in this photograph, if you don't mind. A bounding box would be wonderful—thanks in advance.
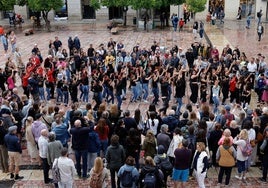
[14,174,24,181]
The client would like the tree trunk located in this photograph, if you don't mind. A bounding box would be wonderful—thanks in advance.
[42,11,51,31]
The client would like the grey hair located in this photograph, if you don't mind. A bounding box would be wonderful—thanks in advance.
[48,132,56,142]
[160,124,169,133]
[102,111,109,119]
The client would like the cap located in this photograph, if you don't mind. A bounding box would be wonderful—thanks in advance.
[35,113,42,119]
[8,125,17,133]
[225,105,231,111]
[247,109,253,116]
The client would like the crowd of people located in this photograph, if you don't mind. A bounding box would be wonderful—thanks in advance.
[0,22,268,188]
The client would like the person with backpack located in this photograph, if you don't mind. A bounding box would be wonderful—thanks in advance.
[216,137,237,186]
[139,156,164,188]
[118,156,139,188]
[106,134,126,188]
[89,157,109,188]
[154,145,173,187]
[53,147,76,188]
[173,139,192,188]
[233,129,250,181]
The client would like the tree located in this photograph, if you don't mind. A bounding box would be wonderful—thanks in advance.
[27,0,63,31]
[186,0,206,18]
[0,0,16,11]
[102,0,131,26]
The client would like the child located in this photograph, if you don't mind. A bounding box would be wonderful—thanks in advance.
[179,18,184,32]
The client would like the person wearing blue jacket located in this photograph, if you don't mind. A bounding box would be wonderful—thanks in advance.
[87,126,101,172]
[4,126,24,180]
[52,114,70,147]
[118,156,139,188]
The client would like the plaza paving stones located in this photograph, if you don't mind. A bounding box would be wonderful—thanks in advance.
[0,18,267,187]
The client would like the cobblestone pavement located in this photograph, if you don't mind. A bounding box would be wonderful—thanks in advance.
[0,18,267,187]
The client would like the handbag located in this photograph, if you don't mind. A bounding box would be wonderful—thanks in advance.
[52,158,61,183]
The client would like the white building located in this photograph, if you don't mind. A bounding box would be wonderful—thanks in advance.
[0,0,267,23]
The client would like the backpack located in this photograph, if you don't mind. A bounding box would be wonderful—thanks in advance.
[187,137,196,156]
[89,171,103,188]
[159,157,173,173]
[121,169,133,187]
[143,171,157,188]
[241,140,253,157]
[52,159,61,183]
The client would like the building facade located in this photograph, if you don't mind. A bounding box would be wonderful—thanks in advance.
[0,0,267,23]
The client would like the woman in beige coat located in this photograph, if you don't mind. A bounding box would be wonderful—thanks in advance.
[25,116,38,162]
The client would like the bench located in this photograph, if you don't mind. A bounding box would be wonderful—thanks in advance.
[24,29,34,36]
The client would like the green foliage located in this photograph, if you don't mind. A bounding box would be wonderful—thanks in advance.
[130,0,185,10]
[27,0,63,12]
[0,0,16,11]
[16,0,28,6]
[186,0,206,13]
[91,0,101,10]
[102,0,130,7]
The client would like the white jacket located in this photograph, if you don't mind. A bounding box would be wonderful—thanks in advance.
[167,134,183,157]
[54,156,76,183]
[193,151,208,174]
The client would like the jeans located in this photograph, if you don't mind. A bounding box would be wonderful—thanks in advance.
[74,149,88,177]
[116,94,122,110]
[99,139,108,157]
[87,152,97,172]
[46,87,51,101]
[110,167,120,188]
[218,166,232,185]
[176,97,183,115]
[63,91,69,105]
[56,88,63,102]
[79,84,84,100]
[142,83,149,100]
[39,87,45,101]
[102,86,108,99]
[82,85,89,102]
[152,87,159,104]
[41,157,50,183]
[107,88,114,104]
[212,96,219,114]
[131,86,138,101]
[136,82,142,99]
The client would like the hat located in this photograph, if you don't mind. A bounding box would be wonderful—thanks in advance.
[247,109,253,116]
[157,145,165,155]
[225,105,231,111]
[8,125,17,132]
[35,113,42,119]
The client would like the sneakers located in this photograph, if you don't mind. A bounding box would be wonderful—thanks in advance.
[14,175,24,181]
[259,177,267,182]
[235,175,242,180]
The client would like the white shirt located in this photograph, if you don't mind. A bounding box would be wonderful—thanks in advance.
[148,119,159,136]
[38,135,48,158]
[54,156,76,183]
[247,62,257,72]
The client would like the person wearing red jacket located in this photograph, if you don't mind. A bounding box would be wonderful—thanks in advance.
[229,74,237,103]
